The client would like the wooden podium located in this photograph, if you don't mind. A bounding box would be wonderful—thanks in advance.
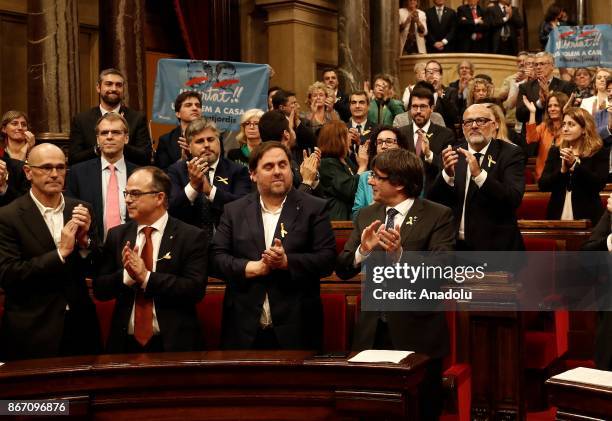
[547,375,612,420]
[0,351,429,420]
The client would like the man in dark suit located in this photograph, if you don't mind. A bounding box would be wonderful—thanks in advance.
[0,144,100,360]
[94,166,208,353]
[486,0,523,56]
[516,52,576,129]
[347,90,375,145]
[323,68,351,123]
[168,117,250,238]
[429,104,525,251]
[154,91,202,171]
[425,0,457,53]
[0,155,29,207]
[272,89,316,162]
[399,87,455,195]
[425,61,460,131]
[456,0,490,53]
[581,193,612,370]
[211,141,336,350]
[66,112,138,240]
[69,68,152,166]
[336,148,455,421]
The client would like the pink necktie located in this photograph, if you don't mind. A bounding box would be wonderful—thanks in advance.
[105,164,121,232]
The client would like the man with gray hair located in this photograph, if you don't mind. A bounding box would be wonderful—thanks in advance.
[168,117,250,237]
[69,68,152,166]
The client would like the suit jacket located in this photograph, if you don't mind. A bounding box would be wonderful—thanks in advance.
[425,6,457,52]
[516,78,576,125]
[0,194,100,360]
[334,89,351,123]
[581,212,612,370]
[434,87,460,130]
[456,5,490,52]
[65,157,138,240]
[399,123,456,194]
[428,139,525,251]
[93,216,208,353]
[155,126,182,171]
[485,4,523,55]
[168,156,251,233]
[336,199,455,358]
[69,106,152,166]
[0,156,28,207]
[538,145,608,225]
[211,189,337,350]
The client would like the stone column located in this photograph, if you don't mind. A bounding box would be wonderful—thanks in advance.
[370,0,400,89]
[99,0,147,111]
[27,0,80,144]
[337,0,370,94]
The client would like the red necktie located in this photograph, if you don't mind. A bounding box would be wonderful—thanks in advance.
[471,6,478,20]
[104,164,121,233]
[134,226,154,346]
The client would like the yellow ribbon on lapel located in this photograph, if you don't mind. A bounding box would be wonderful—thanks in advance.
[216,176,229,185]
[280,222,288,238]
[487,155,496,167]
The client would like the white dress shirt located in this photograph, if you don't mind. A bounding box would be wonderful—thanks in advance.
[185,156,220,203]
[99,104,121,116]
[101,156,127,231]
[123,211,169,335]
[30,190,65,260]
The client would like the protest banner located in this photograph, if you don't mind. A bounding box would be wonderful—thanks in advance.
[545,25,612,68]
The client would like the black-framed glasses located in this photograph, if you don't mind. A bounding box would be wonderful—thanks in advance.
[411,104,430,111]
[375,138,398,146]
[97,129,126,137]
[26,164,68,174]
[462,118,493,128]
[123,190,161,199]
[368,172,390,182]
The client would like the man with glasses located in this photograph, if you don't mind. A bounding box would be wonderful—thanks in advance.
[94,166,208,353]
[367,74,405,126]
[424,60,459,131]
[154,91,203,171]
[168,118,250,239]
[516,52,575,130]
[429,104,525,251]
[498,51,532,131]
[336,148,455,421]
[399,87,455,195]
[0,143,100,360]
[66,112,138,240]
[69,68,152,166]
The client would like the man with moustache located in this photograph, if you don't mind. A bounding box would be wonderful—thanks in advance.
[155,91,203,171]
[398,87,455,194]
[211,141,336,350]
[428,104,525,251]
[168,118,250,238]
[94,167,208,353]
[69,68,152,166]
[0,144,100,360]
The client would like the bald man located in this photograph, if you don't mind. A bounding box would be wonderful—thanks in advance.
[428,104,525,251]
[0,144,101,360]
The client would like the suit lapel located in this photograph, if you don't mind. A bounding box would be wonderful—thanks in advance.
[405,124,416,153]
[156,217,177,272]
[245,194,266,252]
[91,159,104,226]
[456,143,468,209]
[213,158,231,191]
[18,195,60,252]
[273,189,300,244]
[480,139,500,174]
[400,199,424,245]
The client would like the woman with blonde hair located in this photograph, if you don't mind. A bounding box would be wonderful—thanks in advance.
[581,68,611,115]
[466,78,494,107]
[538,107,608,224]
[0,110,35,161]
[227,108,264,167]
[303,81,339,136]
[523,92,568,181]
[318,120,367,220]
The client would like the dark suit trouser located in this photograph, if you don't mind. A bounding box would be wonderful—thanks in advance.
[59,308,101,357]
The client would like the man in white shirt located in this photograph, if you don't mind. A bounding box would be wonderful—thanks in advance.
[94,166,208,353]
[0,143,100,360]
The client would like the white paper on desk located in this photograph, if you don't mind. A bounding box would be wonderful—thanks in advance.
[0,362,4,367]
[551,367,612,387]
[348,350,413,364]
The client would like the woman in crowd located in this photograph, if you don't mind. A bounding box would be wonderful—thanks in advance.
[227,108,264,167]
[572,67,594,107]
[0,110,35,162]
[538,107,608,224]
[581,68,611,115]
[539,4,562,49]
[466,78,494,108]
[484,103,522,147]
[318,120,367,220]
[352,126,409,217]
[523,92,569,181]
[399,0,427,55]
[302,81,339,137]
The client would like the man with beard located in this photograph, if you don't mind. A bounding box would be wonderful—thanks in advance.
[69,69,152,166]
[154,91,202,171]
[211,141,336,350]
[428,104,525,251]
[398,87,455,194]
[168,118,250,239]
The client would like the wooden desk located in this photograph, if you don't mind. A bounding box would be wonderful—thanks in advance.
[0,351,428,420]
[546,376,612,420]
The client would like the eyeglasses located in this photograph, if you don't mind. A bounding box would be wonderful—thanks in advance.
[411,104,430,111]
[376,138,398,146]
[534,62,551,67]
[462,117,493,128]
[242,122,259,128]
[97,130,126,137]
[27,164,68,174]
[123,190,161,199]
[368,172,390,182]
[425,69,441,75]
